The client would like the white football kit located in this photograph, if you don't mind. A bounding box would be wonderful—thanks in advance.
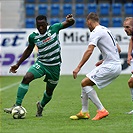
[86,25,122,89]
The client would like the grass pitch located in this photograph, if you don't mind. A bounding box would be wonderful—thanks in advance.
[0,75,133,133]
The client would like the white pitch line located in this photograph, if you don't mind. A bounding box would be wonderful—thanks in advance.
[0,82,20,92]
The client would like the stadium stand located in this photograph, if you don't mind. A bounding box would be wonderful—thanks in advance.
[88,0,96,3]
[25,18,35,28]
[112,3,122,16]
[124,3,133,15]
[112,17,123,27]
[99,3,110,16]
[75,18,85,28]
[76,0,85,3]
[25,0,35,3]
[38,0,48,2]
[1,0,133,29]
[38,4,48,16]
[50,18,60,25]
[100,18,110,27]
[23,0,133,28]
[63,0,73,3]
[63,4,72,16]
[87,4,97,14]
[50,4,60,16]
[25,4,35,17]
[75,4,85,16]
[51,0,60,3]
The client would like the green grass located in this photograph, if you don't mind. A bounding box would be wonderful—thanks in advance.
[0,75,133,133]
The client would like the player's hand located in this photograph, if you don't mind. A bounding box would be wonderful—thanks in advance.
[127,60,131,66]
[66,14,73,19]
[73,67,80,79]
[9,64,19,73]
[66,14,74,22]
[127,55,132,66]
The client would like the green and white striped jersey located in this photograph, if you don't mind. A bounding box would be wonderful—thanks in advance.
[28,23,64,66]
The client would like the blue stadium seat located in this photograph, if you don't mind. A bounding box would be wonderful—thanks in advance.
[38,4,48,15]
[25,0,35,3]
[51,4,60,16]
[87,4,97,13]
[76,0,85,3]
[63,0,72,3]
[50,18,60,25]
[25,18,35,28]
[112,3,122,16]
[112,17,122,27]
[99,3,110,15]
[88,0,96,3]
[51,0,60,2]
[75,18,85,28]
[25,4,35,17]
[38,0,48,2]
[124,3,133,15]
[100,18,109,27]
[63,4,72,16]
[75,4,85,16]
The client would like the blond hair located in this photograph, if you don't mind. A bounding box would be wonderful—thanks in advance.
[124,17,133,26]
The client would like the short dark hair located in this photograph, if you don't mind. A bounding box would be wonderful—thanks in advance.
[86,12,99,22]
[36,15,47,22]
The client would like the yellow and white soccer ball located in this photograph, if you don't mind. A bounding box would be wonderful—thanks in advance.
[11,106,27,119]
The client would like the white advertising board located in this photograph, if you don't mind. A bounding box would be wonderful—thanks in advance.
[0,28,131,76]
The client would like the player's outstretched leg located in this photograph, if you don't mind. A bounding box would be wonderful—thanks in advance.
[36,101,43,117]
[126,110,133,114]
[4,104,16,114]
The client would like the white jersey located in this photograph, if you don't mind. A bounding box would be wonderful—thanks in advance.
[88,25,121,64]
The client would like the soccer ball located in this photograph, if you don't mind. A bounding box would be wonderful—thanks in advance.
[11,106,27,119]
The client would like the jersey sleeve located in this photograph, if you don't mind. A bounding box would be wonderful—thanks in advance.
[28,34,35,46]
[51,23,64,33]
[88,31,101,46]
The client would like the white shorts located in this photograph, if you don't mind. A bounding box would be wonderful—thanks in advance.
[86,63,121,89]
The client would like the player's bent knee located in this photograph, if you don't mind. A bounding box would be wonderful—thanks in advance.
[81,78,89,87]
[81,77,95,87]
[81,80,86,87]
[128,78,133,88]
[22,72,34,84]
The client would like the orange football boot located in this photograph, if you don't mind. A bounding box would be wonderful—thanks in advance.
[70,110,90,120]
[92,109,109,120]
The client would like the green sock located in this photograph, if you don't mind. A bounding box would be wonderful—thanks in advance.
[41,91,52,107]
[16,83,29,105]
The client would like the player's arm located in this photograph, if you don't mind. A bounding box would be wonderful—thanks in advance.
[62,14,75,28]
[10,44,35,73]
[73,45,95,79]
[117,43,121,53]
[127,38,133,66]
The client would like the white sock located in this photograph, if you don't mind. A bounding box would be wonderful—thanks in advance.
[81,87,88,112]
[86,87,104,110]
[130,88,133,101]
[82,86,93,94]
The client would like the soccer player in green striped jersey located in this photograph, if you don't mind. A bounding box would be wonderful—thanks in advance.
[4,14,75,117]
